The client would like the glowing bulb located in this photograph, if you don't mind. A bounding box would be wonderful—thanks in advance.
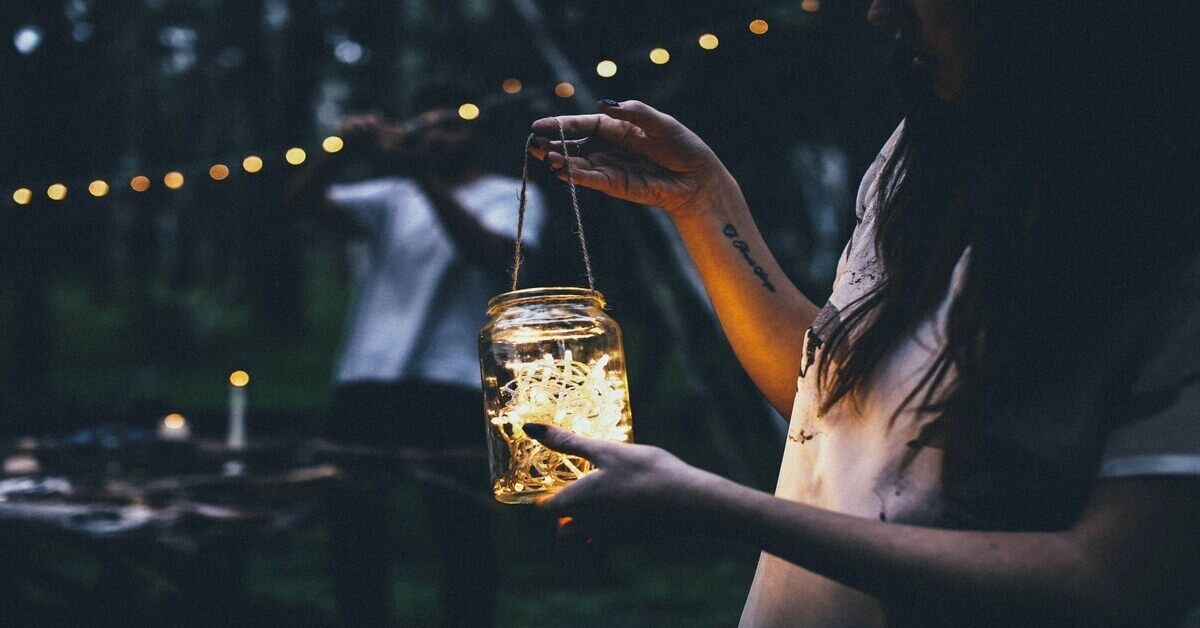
[242,155,263,173]
[12,188,32,205]
[649,48,670,64]
[802,0,820,11]
[163,171,185,189]
[163,413,186,429]
[229,370,250,387]
[458,103,480,120]
[596,60,617,78]
[502,78,522,94]
[130,176,150,192]
[47,183,67,201]
[88,180,109,197]
[209,164,230,180]
[554,82,575,98]
[285,147,307,165]
[699,33,719,50]
[322,135,344,153]
[749,19,769,35]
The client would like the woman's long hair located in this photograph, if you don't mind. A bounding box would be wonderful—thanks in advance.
[814,2,1199,469]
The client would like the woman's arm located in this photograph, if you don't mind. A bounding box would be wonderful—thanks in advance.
[526,424,1200,624]
[531,102,819,413]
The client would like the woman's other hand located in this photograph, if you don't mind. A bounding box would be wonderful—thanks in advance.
[529,100,732,218]
[523,423,728,540]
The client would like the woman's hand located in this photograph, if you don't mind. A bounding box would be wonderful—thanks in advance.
[523,423,728,540]
[529,100,732,217]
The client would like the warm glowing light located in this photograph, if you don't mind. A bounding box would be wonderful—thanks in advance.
[595,60,617,78]
[285,147,307,165]
[749,19,769,35]
[229,370,250,387]
[458,103,480,120]
[130,176,150,192]
[502,78,522,94]
[209,164,230,180]
[242,156,263,173]
[47,183,67,201]
[699,33,720,50]
[88,180,109,197]
[554,82,575,98]
[322,135,344,153]
[163,171,185,189]
[649,48,670,64]
[489,351,630,501]
[802,0,820,11]
[13,188,32,205]
[163,413,186,429]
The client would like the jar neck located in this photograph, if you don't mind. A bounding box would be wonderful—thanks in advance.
[486,287,605,315]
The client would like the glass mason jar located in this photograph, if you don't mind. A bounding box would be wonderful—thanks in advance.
[479,287,633,504]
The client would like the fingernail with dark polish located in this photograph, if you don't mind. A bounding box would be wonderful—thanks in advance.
[599,99,620,107]
[523,423,548,438]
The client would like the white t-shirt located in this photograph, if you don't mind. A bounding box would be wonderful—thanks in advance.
[740,122,1200,626]
[742,122,960,627]
[328,174,545,389]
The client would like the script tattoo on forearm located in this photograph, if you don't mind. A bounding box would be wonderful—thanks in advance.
[722,223,777,292]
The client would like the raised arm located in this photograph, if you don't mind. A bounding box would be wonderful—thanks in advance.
[418,174,521,281]
[531,101,820,414]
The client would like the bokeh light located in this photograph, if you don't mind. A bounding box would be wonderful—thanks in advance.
[229,370,250,387]
[458,103,480,120]
[242,155,263,173]
[649,48,670,64]
[322,135,344,153]
[163,171,185,189]
[285,147,307,165]
[502,78,522,94]
[802,0,820,12]
[555,82,575,98]
[88,180,109,197]
[12,188,33,205]
[47,183,67,201]
[749,19,769,35]
[596,60,617,78]
[163,413,186,429]
[699,33,719,50]
[130,176,150,192]
[209,164,230,180]
[13,26,43,55]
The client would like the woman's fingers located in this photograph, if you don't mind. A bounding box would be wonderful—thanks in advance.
[544,152,617,192]
[530,114,607,140]
[532,138,590,159]
[597,100,681,138]
[536,467,608,514]
[522,424,617,465]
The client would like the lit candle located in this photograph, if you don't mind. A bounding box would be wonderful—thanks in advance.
[227,370,249,450]
[158,412,192,441]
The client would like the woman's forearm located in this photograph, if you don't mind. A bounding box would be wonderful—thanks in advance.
[672,169,820,414]
[691,473,1196,623]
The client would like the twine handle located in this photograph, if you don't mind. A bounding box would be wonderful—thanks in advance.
[510,118,597,292]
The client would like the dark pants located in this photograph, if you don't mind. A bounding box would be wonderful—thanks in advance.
[326,381,496,627]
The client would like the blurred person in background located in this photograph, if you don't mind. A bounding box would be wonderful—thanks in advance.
[519,0,1200,625]
[285,83,545,626]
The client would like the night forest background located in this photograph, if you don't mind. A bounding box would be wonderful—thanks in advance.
[0,0,902,624]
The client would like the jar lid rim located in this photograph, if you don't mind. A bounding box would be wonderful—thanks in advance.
[487,286,605,311]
